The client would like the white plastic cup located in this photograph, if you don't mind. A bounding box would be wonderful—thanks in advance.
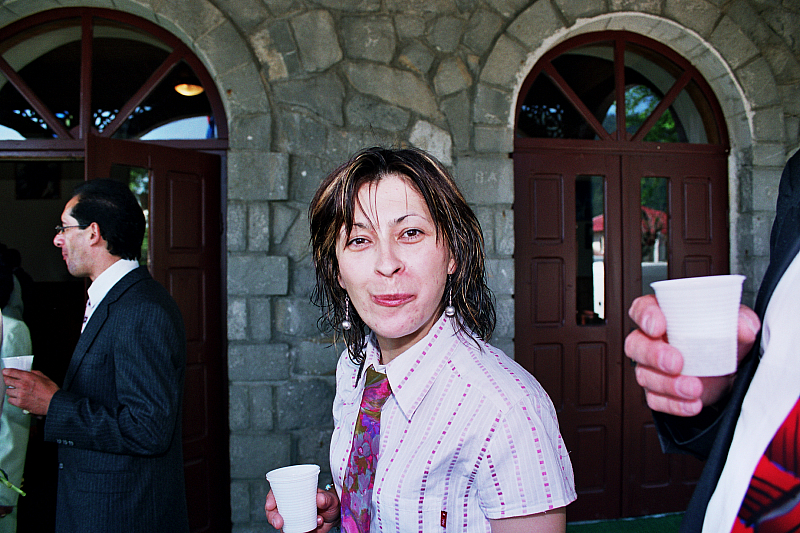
[650,275,745,377]
[1,355,34,371]
[266,464,320,533]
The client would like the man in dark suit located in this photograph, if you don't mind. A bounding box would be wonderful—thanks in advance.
[625,150,800,532]
[1,179,190,533]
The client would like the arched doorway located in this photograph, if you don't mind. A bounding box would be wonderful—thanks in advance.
[514,31,730,521]
[0,8,229,532]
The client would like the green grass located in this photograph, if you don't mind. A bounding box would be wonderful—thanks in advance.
[567,513,683,533]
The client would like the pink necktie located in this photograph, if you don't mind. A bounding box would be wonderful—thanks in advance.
[81,298,91,332]
[340,366,392,533]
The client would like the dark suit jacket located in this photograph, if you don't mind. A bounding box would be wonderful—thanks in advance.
[654,150,800,532]
[44,266,189,533]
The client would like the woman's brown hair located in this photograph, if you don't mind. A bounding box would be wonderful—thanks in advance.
[309,146,495,364]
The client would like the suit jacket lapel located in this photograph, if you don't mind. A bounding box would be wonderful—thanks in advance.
[62,267,146,390]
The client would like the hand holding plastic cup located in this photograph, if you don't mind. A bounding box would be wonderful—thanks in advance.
[266,464,320,533]
[650,275,745,377]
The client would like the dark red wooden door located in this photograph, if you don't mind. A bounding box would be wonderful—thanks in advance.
[515,147,727,520]
[86,134,229,532]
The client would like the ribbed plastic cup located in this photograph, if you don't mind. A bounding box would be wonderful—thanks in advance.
[651,275,745,377]
[1,355,33,371]
[266,464,320,533]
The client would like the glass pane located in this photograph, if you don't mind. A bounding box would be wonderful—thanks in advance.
[111,59,215,140]
[641,177,669,295]
[576,175,605,325]
[624,43,706,144]
[517,42,614,139]
[0,19,81,137]
[109,165,149,266]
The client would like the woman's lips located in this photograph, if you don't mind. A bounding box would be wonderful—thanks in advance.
[372,294,414,307]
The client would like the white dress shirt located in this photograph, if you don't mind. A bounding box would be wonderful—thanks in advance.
[330,314,576,532]
[704,249,800,532]
[83,259,140,329]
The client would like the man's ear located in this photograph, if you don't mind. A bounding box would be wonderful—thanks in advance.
[87,222,103,246]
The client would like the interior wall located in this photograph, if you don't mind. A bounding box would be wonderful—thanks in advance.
[0,161,83,282]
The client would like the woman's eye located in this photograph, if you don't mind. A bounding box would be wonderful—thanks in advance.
[403,228,423,239]
[347,237,367,246]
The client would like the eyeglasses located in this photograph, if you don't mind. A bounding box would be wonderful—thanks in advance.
[55,224,89,235]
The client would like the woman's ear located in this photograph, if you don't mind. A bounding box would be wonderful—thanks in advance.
[447,256,457,275]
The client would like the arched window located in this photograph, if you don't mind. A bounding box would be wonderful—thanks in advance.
[516,32,726,146]
[0,9,227,146]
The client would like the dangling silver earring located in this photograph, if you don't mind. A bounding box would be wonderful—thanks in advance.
[341,295,352,330]
[445,286,456,317]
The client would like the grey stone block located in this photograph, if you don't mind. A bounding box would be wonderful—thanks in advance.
[228,255,289,296]
[737,57,779,108]
[217,65,271,114]
[250,385,274,431]
[495,208,514,256]
[228,151,289,201]
[274,296,324,337]
[664,0,718,38]
[230,433,291,479]
[248,297,272,342]
[474,83,513,125]
[710,16,759,71]
[441,91,471,152]
[341,16,396,63]
[291,10,343,72]
[228,297,248,341]
[294,340,340,376]
[291,258,317,300]
[248,202,271,252]
[346,95,411,132]
[494,294,514,338]
[394,13,426,39]
[276,380,335,430]
[277,113,328,155]
[409,120,453,166]
[553,0,608,22]
[486,258,514,295]
[195,20,252,77]
[434,57,472,96]
[229,113,273,150]
[507,1,564,50]
[229,480,251,523]
[480,34,527,87]
[296,427,335,470]
[429,15,465,53]
[398,42,436,75]
[289,155,330,203]
[752,107,785,143]
[228,202,247,252]
[228,343,290,381]
[273,71,345,126]
[454,155,514,204]
[464,10,504,54]
[156,0,226,44]
[344,61,440,119]
[473,206,495,254]
[474,124,512,153]
[271,209,311,262]
[229,384,250,432]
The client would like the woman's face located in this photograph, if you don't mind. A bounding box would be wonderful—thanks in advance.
[336,173,456,363]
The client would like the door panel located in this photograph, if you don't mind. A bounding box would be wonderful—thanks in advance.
[620,153,727,517]
[515,151,623,521]
[85,135,228,532]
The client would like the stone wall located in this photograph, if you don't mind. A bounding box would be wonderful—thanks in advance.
[2,0,799,531]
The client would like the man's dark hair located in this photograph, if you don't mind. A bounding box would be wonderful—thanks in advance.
[70,179,146,261]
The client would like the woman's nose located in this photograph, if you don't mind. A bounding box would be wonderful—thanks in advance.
[375,242,402,277]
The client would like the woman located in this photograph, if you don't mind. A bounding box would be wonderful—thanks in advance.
[266,147,575,532]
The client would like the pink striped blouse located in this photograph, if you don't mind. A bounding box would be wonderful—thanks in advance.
[330,315,576,532]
